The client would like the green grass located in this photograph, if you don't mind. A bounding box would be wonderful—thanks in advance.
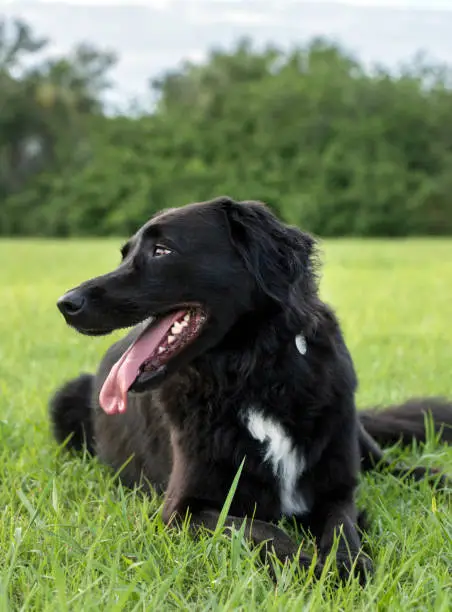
[0,238,451,611]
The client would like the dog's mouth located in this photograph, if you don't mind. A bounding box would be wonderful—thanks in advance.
[99,305,207,415]
[140,309,206,373]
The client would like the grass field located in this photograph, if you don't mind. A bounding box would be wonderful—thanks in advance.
[0,238,451,611]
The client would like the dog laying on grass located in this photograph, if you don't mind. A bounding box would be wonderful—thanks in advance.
[50,197,452,584]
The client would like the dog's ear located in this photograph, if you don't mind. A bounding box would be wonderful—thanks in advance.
[220,197,319,328]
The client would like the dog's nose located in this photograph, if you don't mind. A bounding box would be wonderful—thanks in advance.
[57,291,86,317]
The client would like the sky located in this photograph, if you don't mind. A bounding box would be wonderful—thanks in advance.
[3,0,452,109]
[6,1,452,8]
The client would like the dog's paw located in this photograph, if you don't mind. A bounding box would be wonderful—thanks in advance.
[298,551,324,579]
[336,552,374,586]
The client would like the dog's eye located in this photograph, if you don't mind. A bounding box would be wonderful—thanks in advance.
[153,245,172,257]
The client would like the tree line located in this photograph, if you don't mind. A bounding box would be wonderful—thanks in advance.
[1,17,452,238]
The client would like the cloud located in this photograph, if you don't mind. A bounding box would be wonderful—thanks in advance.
[26,1,172,5]
[20,0,452,7]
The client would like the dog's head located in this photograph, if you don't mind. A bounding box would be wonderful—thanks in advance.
[57,197,318,402]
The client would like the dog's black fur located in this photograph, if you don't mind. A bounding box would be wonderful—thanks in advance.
[50,197,452,584]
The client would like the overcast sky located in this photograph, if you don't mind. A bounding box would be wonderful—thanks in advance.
[3,0,452,109]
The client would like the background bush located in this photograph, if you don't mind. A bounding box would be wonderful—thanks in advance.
[1,19,452,237]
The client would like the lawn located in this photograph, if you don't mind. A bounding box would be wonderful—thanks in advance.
[0,238,451,611]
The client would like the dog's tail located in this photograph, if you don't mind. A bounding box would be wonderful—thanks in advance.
[359,397,452,448]
[358,398,452,486]
[49,373,96,455]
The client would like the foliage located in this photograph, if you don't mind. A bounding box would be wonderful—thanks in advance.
[1,19,452,236]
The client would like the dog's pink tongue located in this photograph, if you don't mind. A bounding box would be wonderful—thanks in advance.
[99,311,185,415]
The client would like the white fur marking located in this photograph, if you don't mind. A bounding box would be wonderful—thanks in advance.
[295,333,307,355]
[245,410,308,516]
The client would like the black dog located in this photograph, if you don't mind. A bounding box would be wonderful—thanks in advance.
[50,197,452,583]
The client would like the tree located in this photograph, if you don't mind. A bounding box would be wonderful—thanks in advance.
[0,17,116,232]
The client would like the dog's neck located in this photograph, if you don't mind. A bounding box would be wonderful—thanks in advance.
[182,312,310,397]
[159,302,340,435]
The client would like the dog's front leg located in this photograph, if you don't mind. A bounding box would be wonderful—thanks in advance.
[313,498,373,584]
[165,505,316,576]
[192,509,315,569]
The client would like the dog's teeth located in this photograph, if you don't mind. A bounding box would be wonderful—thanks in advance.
[167,335,175,344]
[181,320,188,328]
[158,346,165,354]
[172,322,182,334]
[184,314,190,322]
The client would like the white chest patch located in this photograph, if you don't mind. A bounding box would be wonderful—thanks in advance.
[244,409,308,516]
